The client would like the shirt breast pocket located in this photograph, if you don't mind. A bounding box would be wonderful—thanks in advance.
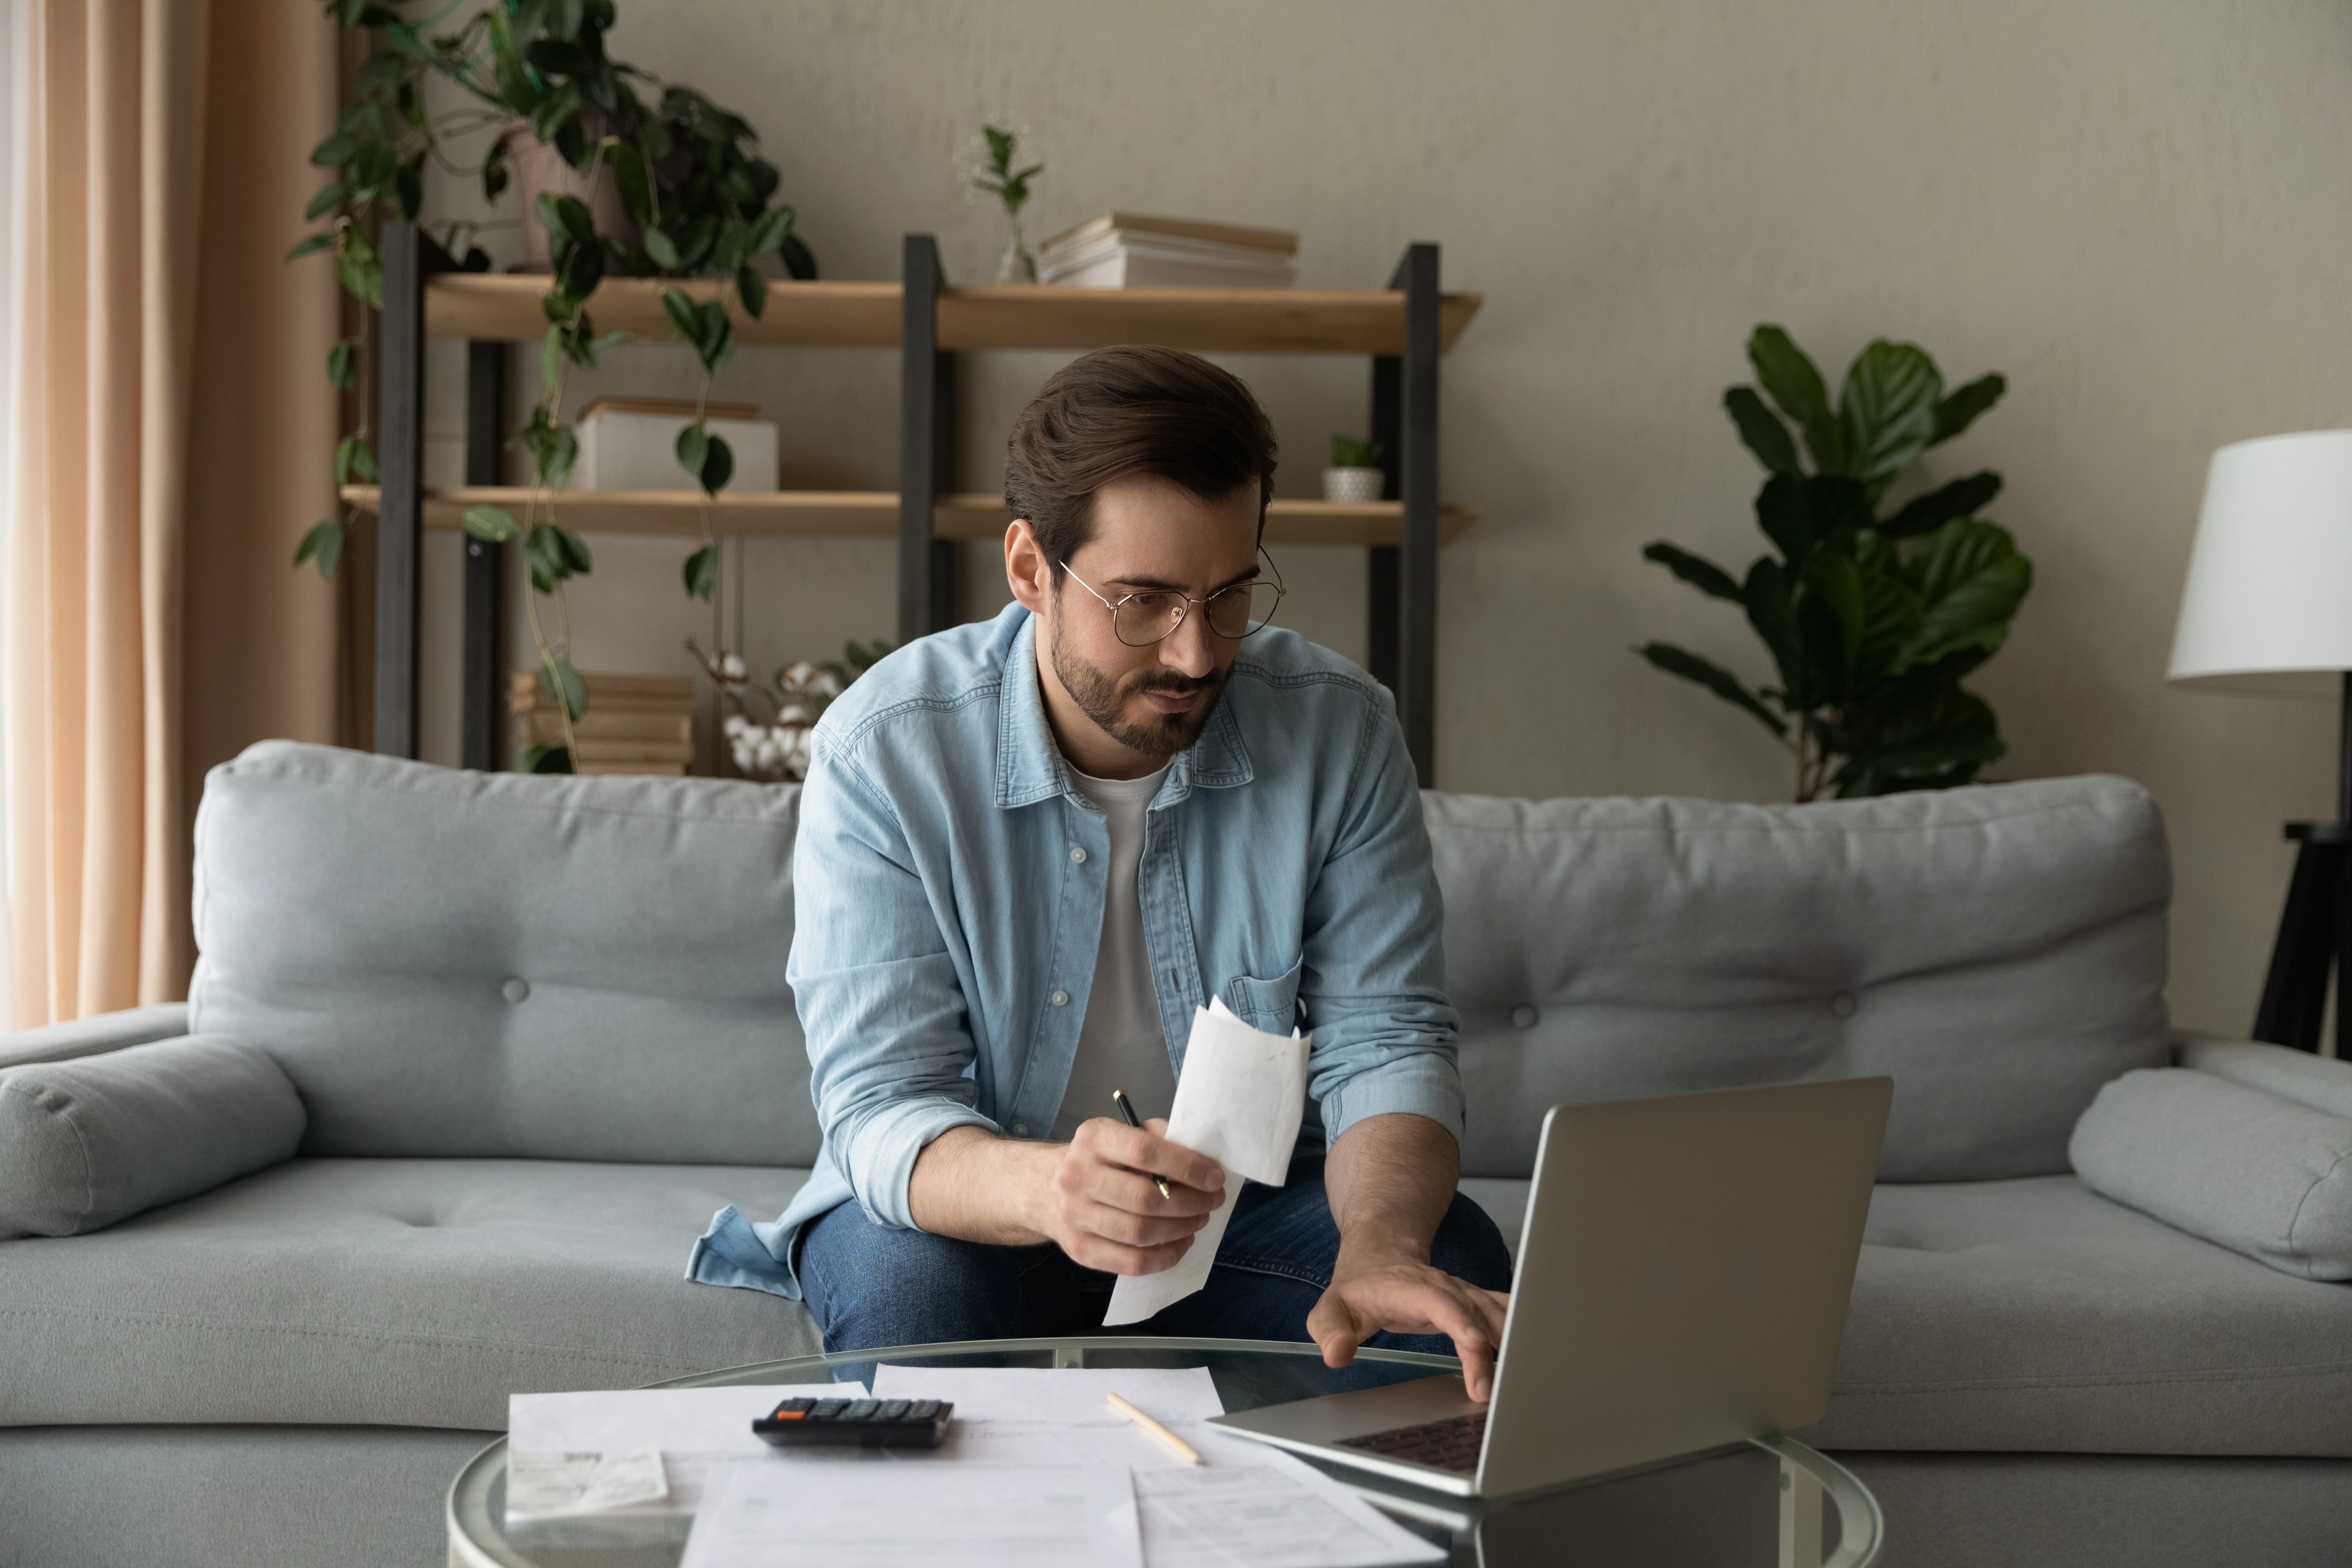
[1224,957,1304,1037]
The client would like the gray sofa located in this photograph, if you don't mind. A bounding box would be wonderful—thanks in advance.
[4,741,2347,1567]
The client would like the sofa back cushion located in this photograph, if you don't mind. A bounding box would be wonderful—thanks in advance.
[1427,775,2170,1182]
[190,742,820,1165]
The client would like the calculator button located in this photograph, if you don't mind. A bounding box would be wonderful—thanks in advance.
[876,1401,910,1419]
[812,1400,848,1418]
[844,1400,880,1419]
[905,1401,940,1420]
[772,1398,813,1416]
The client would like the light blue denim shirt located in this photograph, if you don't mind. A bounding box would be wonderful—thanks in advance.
[687,601,1461,1298]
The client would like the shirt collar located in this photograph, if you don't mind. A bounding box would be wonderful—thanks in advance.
[994,610,1254,811]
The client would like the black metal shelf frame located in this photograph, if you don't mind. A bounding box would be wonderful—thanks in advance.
[373,225,1448,785]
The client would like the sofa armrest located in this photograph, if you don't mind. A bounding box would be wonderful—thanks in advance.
[2171,1034,2352,1120]
[0,1002,189,1072]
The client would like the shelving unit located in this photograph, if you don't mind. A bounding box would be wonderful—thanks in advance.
[372,223,1481,783]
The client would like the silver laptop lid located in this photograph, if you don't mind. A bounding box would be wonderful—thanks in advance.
[1476,1076,1891,1497]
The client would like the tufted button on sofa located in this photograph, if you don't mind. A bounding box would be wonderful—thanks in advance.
[3,744,2348,1568]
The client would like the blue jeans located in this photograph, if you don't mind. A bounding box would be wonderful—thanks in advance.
[797,1154,1512,1357]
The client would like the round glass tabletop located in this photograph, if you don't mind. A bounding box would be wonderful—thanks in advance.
[448,1336,1880,1568]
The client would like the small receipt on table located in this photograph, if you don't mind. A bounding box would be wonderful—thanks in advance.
[506,1448,669,1520]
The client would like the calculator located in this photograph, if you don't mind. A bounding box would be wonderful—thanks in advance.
[750,1396,955,1448]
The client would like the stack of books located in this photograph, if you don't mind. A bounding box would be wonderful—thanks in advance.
[510,671,696,776]
[1038,213,1297,290]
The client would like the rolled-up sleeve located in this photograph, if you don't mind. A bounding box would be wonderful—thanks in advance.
[1300,699,1465,1147]
[786,733,995,1231]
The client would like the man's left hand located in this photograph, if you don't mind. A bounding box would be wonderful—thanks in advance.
[1307,1248,1511,1401]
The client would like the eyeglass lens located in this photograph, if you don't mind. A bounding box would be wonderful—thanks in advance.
[1114,582,1282,646]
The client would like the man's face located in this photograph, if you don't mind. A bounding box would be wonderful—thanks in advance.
[1033,475,1262,767]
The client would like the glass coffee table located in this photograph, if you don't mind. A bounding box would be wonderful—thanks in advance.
[448,1336,1881,1568]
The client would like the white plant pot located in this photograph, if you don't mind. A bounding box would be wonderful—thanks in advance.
[1322,467,1385,503]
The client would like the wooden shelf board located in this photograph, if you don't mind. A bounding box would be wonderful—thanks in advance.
[340,486,1479,546]
[423,275,1480,355]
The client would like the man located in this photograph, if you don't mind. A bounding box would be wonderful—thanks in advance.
[690,346,1512,1396]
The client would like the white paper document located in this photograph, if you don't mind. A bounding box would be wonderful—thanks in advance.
[506,1382,863,1519]
[1136,1463,1448,1568]
[679,1461,1143,1568]
[1106,998,1309,1325]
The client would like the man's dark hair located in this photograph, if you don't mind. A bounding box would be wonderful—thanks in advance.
[1003,344,1279,568]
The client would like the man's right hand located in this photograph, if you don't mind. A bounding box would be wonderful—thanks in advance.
[1040,1117,1226,1275]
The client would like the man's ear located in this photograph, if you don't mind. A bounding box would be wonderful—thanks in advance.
[1005,519,1053,615]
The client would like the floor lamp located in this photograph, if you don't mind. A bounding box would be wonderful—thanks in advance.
[2169,429,2352,1055]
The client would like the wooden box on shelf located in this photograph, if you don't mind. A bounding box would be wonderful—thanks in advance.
[509,671,696,776]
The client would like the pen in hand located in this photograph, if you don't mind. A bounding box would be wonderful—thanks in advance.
[1111,1088,1174,1200]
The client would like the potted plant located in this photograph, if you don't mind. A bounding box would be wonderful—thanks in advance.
[1637,325,2031,801]
[288,0,818,772]
[1324,435,1385,503]
[958,124,1044,284]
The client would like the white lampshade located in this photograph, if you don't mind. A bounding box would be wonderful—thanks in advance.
[2170,429,2352,697]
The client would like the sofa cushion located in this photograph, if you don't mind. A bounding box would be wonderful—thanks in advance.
[1801,1176,2352,1456]
[0,1036,306,1238]
[189,743,819,1166]
[0,1158,819,1430]
[2070,1068,2352,1282]
[1427,776,2170,1181]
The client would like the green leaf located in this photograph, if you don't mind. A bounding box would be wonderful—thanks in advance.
[736,263,766,320]
[537,191,592,247]
[1637,642,1787,737]
[1933,373,2006,444]
[538,656,588,721]
[326,337,359,392]
[747,204,796,257]
[529,82,581,145]
[673,215,717,272]
[1830,678,2004,797]
[660,287,700,341]
[692,301,734,373]
[310,131,357,167]
[285,232,335,261]
[1838,340,1942,491]
[1748,326,1843,473]
[304,183,345,220]
[525,524,592,595]
[394,152,424,221]
[334,432,377,486]
[520,742,576,775]
[1851,559,1925,688]
[608,143,653,227]
[984,124,1014,173]
[644,226,681,269]
[540,325,566,397]
[1879,471,2002,538]
[1897,519,2033,667]
[1755,473,1870,568]
[554,236,604,299]
[779,231,818,281]
[675,421,708,481]
[682,544,719,601]
[1724,387,1799,476]
[1741,556,1810,713]
[293,519,344,581]
[1641,541,1742,602]
[713,219,752,276]
[697,432,734,496]
[461,505,522,543]
[1800,548,1865,699]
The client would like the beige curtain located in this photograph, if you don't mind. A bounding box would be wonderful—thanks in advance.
[10,0,344,1027]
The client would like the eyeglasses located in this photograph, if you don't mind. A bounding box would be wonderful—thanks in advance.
[1060,555,1287,648]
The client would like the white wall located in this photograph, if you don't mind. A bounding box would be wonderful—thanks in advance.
[416,0,2352,1036]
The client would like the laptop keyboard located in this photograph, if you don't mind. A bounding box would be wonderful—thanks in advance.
[1335,1409,1489,1474]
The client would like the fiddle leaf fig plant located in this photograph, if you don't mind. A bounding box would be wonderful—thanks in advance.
[289,0,819,772]
[1638,326,2032,801]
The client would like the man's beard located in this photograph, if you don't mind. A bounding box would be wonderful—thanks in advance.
[1050,617,1230,762]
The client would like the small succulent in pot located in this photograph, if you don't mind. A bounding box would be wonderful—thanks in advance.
[1324,434,1386,504]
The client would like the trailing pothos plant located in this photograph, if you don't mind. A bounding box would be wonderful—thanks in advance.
[287,0,816,772]
[1638,326,2032,801]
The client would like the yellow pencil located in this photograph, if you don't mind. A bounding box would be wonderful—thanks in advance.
[1106,1392,1202,1465]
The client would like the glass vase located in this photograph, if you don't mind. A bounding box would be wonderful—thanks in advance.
[996,209,1038,285]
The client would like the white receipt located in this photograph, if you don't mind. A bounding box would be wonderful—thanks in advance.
[506,1383,863,1518]
[680,1462,1142,1568]
[505,1448,668,1520]
[1105,999,1308,1326]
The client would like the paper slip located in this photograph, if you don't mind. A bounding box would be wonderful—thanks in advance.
[680,1460,1142,1568]
[1106,998,1308,1325]
[506,1448,668,1521]
[506,1383,864,1519]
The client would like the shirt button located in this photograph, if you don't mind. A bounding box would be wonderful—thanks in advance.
[1070,846,1088,864]
[1051,990,1071,1007]
[1012,1123,1029,1137]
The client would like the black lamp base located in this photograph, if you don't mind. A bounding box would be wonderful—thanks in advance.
[2253,820,2351,1055]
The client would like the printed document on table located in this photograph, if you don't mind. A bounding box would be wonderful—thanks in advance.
[869,1365,1223,1468]
[1105,999,1308,1325]
[679,1461,1142,1568]
[506,1382,863,1518]
[1135,1461,1448,1568]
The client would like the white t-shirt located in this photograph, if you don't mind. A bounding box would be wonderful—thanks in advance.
[1050,762,1181,1141]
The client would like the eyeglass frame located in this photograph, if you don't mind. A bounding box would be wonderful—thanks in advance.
[1057,552,1288,647]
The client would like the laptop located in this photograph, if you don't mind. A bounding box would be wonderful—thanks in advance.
[1208,1076,1892,1499]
